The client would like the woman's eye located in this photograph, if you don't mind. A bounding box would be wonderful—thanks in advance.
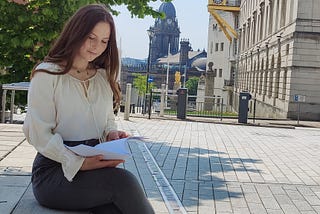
[88,36,95,40]
[102,40,108,44]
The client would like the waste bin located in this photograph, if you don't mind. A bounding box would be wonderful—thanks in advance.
[238,92,252,123]
[177,88,188,119]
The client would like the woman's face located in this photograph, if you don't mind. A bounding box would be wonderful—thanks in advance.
[77,21,111,62]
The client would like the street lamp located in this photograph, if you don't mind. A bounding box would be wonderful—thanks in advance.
[144,28,155,115]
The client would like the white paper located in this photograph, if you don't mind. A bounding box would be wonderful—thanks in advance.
[66,137,143,160]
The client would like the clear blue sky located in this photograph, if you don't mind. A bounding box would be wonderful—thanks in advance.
[113,0,209,60]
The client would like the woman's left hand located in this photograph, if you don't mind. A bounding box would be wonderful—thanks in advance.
[106,130,129,141]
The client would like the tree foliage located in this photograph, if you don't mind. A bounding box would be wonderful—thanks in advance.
[185,76,199,95]
[0,0,168,84]
[132,73,154,96]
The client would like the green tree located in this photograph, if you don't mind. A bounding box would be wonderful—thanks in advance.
[0,0,168,84]
[132,73,154,96]
[185,76,199,95]
[133,73,146,96]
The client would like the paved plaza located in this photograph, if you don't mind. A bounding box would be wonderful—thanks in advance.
[1,115,320,213]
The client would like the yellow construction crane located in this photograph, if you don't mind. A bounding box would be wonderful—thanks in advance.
[207,0,240,42]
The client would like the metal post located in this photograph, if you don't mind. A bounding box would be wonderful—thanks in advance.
[148,89,152,119]
[160,84,165,117]
[124,83,131,120]
[144,29,154,115]
[1,89,7,123]
[220,98,223,121]
[144,39,151,115]
[165,44,170,108]
[297,102,300,125]
[10,90,15,123]
[253,98,256,123]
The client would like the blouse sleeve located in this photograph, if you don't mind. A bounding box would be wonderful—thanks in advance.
[23,72,84,182]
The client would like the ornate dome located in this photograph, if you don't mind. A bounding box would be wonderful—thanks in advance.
[159,2,176,19]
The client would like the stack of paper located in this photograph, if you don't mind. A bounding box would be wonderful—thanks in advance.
[66,137,143,160]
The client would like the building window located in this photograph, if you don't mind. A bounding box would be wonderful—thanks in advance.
[275,0,280,31]
[282,69,287,100]
[213,24,218,30]
[219,69,222,77]
[268,55,275,97]
[210,41,213,54]
[280,0,287,27]
[260,3,265,40]
[286,44,289,55]
[213,69,217,77]
[268,2,273,35]
[215,43,219,51]
[220,42,224,51]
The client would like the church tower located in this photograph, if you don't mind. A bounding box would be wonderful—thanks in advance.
[149,2,180,63]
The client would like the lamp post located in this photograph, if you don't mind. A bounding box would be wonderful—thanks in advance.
[144,28,155,115]
[165,43,171,108]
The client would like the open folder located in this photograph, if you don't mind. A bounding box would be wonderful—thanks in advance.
[66,137,144,160]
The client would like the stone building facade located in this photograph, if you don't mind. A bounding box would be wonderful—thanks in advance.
[236,0,320,120]
[206,11,237,112]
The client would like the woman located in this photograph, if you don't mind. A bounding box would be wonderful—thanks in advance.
[23,4,154,214]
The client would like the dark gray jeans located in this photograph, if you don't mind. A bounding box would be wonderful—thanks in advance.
[32,140,154,214]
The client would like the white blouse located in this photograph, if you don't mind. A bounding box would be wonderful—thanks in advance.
[23,62,117,181]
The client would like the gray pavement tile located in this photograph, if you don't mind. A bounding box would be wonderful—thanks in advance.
[304,195,320,206]
[260,196,281,210]
[184,181,199,191]
[0,151,9,159]
[183,189,198,201]
[273,194,294,205]
[300,211,317,214]
[292,200,314,211]
[279,204,301,214]
[243,192,261,203]
[265,209,284,214]
[312,205,320,212]
[198,205,215,214]
[182,199,198,212]
[0,176,31,214]
[297,186,318,196]
[230,197,248,209]
[247,202,268,214]
[255,184,273,198]
[269,185,286,195]
[285,189,305,200]
[232,207,251,214]
[214,201,232,213]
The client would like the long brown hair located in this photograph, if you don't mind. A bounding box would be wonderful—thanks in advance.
[31,4,121,104]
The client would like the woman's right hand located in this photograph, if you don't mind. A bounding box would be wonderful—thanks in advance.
[80,155,124,171]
